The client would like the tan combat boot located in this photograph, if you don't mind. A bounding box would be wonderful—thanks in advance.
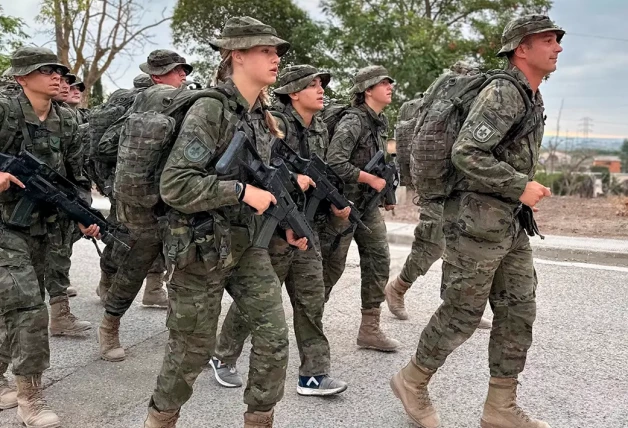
[96,271,114,306]
[141,272,168,308]
[97,312,125,362]
[356,307,400,351]
[390,356,440,428]
[49,296,91,336]
[0,362,17,410]
[481,377,551,428]
[66,286,78,297]
[385,276,411,320]
[15,374,60,428]
[244,409,274,428]
[144,404,179,428]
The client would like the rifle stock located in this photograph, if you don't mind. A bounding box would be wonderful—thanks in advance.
[363,150,400,213]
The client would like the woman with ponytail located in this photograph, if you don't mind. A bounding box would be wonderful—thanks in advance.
[144,17,297,428]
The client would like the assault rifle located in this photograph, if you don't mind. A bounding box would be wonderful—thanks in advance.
[272,139,370,233]
[362,150,400,213]
[216,131,316,250]
[0,151,130,251]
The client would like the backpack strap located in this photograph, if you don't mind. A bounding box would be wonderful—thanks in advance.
[0,96,21,153]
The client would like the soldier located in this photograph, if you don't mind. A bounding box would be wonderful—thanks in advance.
[0,46,100,428]
[144,16,295,428]
[97,50,192,363]
[211,65,348,396]
[323,65,399,352]
[66,77,90,123]
[390,15,563,428]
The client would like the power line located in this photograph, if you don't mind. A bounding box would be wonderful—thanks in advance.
[569,33,628,43]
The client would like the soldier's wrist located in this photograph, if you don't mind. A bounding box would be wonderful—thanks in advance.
[236,181,246,201]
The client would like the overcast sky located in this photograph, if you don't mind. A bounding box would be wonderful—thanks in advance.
[5,0,627,139]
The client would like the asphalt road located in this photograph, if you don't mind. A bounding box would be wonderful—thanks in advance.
[0,240,626,428]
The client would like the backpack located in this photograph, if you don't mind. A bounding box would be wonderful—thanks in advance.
[410,68,534,199]
[113,86,240,209]
[395,96,423,188]
[321,102,379,152]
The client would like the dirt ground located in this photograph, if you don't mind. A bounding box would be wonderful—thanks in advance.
[382,193,628,239]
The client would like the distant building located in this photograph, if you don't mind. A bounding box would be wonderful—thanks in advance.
[593,156,621,173]
[539,150,572,173]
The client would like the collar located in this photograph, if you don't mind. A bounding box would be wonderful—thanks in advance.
[18,92,59,126]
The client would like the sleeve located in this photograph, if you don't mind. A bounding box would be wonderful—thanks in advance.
[159,97,240,214]
[451,79,529,202]
[326,113,362,183]
[62,111,91,190]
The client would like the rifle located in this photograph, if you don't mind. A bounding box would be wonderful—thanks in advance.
[216,131,317,250]
[0,151,130,251]
[362,150,400,213]
[272,138,370,233]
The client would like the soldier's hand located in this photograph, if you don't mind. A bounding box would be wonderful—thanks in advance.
[368,174,386,192]
[296,174,316,192]
[0,172,25,193]
[519,181,551,207]
[384,204,395,211]
[286,229,308,251]
[331,204,351,220]
[242,184,277,215]
[79,223,101,239]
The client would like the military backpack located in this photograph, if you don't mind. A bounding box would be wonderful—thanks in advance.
[395,96,422,188]
[410,67,535,199]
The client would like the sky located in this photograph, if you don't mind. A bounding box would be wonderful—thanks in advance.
[4,0,627,139]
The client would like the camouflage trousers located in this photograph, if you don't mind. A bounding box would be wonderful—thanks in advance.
[43,216,78,301]
[415,193,537,378]
[215,232,330,377]
[0,226,50,375]
[399,200,446,286]
[320,206,390,309]
[103,202,164,316]
[151,226,288,413]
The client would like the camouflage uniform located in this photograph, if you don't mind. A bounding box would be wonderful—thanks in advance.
[146,17,291,425]
[215,65,334,378]
[102,51,193,318]
[0,48,86,374]
[323,66,395,309]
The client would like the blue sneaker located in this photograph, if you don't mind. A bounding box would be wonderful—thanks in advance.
[209,357,243,388]
[297,375,347,396]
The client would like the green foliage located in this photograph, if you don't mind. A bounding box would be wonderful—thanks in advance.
[171,0,331,84]
[0,6,28,73]
[620,139,628,173]
[89,77,104,107]
[320,0,552,123]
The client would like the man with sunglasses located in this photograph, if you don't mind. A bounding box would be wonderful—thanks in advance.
[0,46,100,428]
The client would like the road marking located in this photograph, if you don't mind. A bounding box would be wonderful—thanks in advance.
[534,258,628,272]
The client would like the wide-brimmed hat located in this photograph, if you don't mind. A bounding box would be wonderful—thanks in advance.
[273,65,331,95]
[497,14,565,57]
[69,76,86,92]
[350,65,394,94]
[209,16,291,57]
[139,50,193,76]
[132,73,154,89]
[3,46,69,77]
[63,73,78,85]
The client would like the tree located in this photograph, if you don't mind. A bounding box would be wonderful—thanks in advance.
[89,76,104,107]
[0,6,28,73]
[620,139,628,173]
[321,0,552,120]
[171,0,331,84]
[37,0,171,105]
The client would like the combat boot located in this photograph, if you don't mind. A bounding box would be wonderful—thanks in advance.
[356,307,400,351]
[142,272,168,308]
[0,362,17,410]
[66,286,78,297]
[96,270,114,306]
[244,409,274,428]
[144,404,179,428]
[15,374,60,428]
[390,356,440,428]
[98,312,125,362]
[49,296,91,336]
[385,276,411,320]
[481,377,551,428]
[478,316,492,330]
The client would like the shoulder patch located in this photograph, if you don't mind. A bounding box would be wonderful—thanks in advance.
[183,137,212,162]
[473,120,497,143]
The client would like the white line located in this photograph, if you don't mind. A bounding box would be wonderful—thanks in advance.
[534,258,628,272]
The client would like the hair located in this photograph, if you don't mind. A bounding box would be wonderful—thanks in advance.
[506,36,534,61]
[351,91,366,107]
[216,49,284,139]
[277,93,292,106]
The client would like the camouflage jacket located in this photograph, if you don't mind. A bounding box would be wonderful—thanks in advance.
[326,103,388,204]
[451,66,545,204]
[0,93,87,234]
[160,79,271,229]
[271,102,328,159]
